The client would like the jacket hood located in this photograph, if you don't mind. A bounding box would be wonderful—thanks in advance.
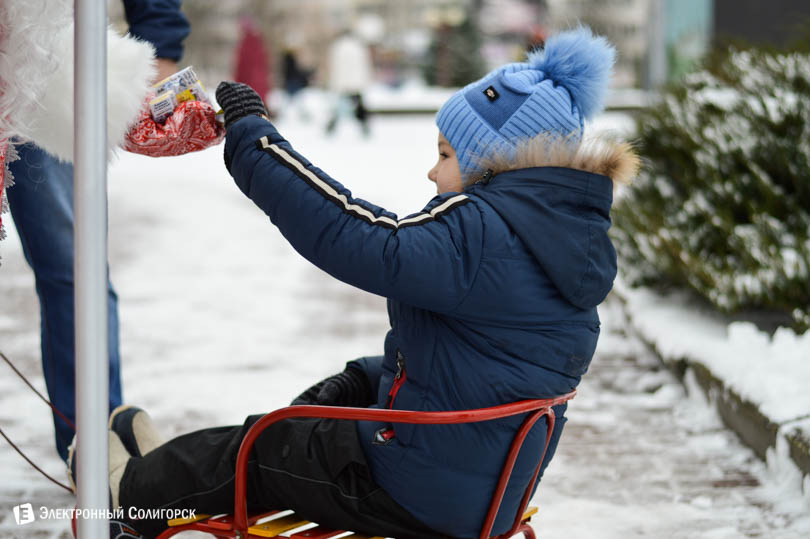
[469,135,639,309]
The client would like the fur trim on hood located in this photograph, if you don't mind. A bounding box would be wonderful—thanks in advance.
[0,0,156,161]
[473,132,640,188]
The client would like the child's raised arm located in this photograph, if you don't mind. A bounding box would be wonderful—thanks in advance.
[217,82,483,314]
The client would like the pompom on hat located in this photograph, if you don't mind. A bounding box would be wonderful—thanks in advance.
[436,26,616,182]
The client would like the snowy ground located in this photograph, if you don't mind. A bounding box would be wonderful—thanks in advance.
[616,284,810,425]
[1,113,809,538]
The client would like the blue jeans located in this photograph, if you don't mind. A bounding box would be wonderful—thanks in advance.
[7,143,122,461]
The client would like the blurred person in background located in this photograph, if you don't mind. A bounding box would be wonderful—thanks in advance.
[282,48,311,98]
[281,47,313,121]
[526,24,547,52]
[233,17,272,114]
[3,0,189,463]
[325,29,373,136]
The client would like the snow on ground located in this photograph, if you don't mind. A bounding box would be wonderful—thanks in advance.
[536,298,810,538]
[616,283,810,425]
[1,112,808,537]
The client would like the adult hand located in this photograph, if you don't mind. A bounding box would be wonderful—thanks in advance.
[154,58,178,84]
[215,81,268,129]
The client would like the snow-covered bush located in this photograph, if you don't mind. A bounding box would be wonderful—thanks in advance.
[612,49,810,331]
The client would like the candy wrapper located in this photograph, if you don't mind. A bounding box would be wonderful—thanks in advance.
[1,140,20,258]
[123,99,224,157]
[149,66,212,123]
[0,140,14,244]
[124,66,224,157]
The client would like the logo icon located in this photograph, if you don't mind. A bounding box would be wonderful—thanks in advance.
[483,85,500,102]
[13,503,36,525]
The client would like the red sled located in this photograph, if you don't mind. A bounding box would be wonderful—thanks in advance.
[156,391,576,539]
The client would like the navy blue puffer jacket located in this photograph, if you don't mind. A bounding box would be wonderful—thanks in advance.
[224,116,624,538]
[123,0,190,62]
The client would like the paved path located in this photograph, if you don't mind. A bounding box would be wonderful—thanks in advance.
[533,297,808,537]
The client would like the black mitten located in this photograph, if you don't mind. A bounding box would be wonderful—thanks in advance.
[290,379,327,407]
[291,366,375,407]
[215,81,268,129]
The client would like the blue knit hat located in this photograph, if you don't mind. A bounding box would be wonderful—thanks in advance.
[436,27,616,182]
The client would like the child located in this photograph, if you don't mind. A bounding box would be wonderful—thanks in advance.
[93,27,638,538]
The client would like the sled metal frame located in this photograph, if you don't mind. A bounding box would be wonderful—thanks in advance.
[157,390,576,539]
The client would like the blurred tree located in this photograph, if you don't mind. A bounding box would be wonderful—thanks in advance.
[423,15,485,87]
[787,18,810,53]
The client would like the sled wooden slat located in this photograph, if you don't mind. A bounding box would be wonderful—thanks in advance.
[247,513,311,537]
[288,525,348,538]
[167,513,211,526]
[522,506,539,519]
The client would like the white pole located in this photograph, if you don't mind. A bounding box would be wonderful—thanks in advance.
[647,0,668,89]
[74,0,109,537]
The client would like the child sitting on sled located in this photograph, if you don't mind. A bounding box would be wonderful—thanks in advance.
[79,27,638,539]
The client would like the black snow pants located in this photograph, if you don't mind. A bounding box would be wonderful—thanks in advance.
[118,414,450,539]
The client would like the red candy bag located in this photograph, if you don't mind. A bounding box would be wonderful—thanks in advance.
[123,99,224,157]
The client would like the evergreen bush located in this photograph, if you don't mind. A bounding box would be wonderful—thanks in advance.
[612,49,810,331]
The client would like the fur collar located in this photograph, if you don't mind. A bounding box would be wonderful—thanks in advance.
[473,132,640,188]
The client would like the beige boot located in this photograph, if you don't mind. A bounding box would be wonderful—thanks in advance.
[109,405,165,457]
[66,430,131,508]
[109,430,130,509]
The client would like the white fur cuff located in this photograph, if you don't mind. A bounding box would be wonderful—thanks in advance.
[22,26,156,162]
